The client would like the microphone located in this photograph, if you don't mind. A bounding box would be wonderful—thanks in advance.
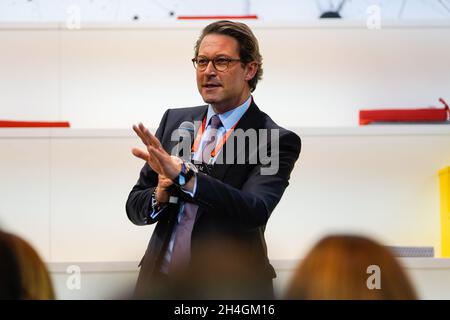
[168,121,195,204]
[178,121,195,142]
[178,121,195,141]
[176,121,195,161]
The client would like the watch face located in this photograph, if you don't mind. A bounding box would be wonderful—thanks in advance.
[178,162,187,186]
[175,161,196,186]
[178,174,186,186]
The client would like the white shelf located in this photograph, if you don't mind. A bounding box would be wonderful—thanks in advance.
[0,128,134,139]
[1,125,449,139]
[275,258,450,271]
[296,124,450,136]
[47,258,450,273]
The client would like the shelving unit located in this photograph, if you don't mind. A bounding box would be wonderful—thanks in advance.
[1,124,449,138]
[1,17,450,299]
[2,20,450,30]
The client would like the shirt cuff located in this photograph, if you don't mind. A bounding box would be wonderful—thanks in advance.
[149,204,167,220]
[149,189,168,220]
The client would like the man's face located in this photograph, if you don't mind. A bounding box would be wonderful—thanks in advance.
[196,34,256,113]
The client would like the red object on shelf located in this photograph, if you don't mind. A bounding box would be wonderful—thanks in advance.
[359,98,449,125]
[177,15,258,20]
[0,120,70,128]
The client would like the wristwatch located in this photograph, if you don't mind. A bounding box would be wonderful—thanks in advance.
[151,187,163,213]
[173,160,198,187]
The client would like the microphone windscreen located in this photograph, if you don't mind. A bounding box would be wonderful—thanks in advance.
[178,121,195,143]
[179,121,195,133]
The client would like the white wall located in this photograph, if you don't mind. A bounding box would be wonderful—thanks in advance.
[1,127,449,263]
[1,23,450,128]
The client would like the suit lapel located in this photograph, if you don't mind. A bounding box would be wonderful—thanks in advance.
[190,105,209,133]
[210,99,265,181]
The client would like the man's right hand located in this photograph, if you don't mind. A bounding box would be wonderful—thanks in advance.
[156,175,173,203]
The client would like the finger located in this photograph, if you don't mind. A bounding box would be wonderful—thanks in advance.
[140,124,163,150]
[149,145,168,163]
[138,123,157,147]
[146,146,164,173]
[133,124,150,147]
[136,122,159,149]
[159,177,173,186]
[158,174,169,182]
[149,146,171,175]
[131,148,149,161]
[159,182,173,190]
[133,147,163,173]
[160,176,173,182]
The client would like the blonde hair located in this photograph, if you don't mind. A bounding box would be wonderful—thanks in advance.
[285,235,417,300]
[0,232,55,299]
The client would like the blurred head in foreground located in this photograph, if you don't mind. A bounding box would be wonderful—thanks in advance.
[141,238,273,300]
[0,231,55,299]
[285,235,417,300]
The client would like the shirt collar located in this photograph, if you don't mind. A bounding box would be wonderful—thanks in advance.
[205,95,252,130]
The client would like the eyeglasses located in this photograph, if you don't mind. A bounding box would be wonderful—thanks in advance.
[191,56,242,72]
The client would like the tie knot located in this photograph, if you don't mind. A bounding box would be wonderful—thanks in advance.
[209,115,222,130]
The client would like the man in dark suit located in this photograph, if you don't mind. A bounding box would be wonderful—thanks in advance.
[126,20,301,299]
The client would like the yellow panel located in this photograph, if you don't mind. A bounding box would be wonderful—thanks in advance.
[439,167,450,257]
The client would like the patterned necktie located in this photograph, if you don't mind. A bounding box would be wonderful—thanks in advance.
[169,115,223,274]
[200,114,223,164]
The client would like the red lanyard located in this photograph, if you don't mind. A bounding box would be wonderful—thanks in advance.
[192,116,239,158]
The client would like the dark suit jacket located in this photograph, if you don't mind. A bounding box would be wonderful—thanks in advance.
[126,99,301,298]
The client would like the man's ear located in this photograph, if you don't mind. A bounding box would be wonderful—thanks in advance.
[244,62,258,81]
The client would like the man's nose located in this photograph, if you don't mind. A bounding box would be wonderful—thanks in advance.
[203,60,217,75]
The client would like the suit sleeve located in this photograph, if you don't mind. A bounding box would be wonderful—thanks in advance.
[193,130,301,230]
[125,109,170,226]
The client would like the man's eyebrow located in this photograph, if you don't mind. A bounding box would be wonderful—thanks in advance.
[197,54,232,58]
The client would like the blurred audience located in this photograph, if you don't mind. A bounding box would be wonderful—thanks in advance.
[285,234,417,300]
[0,230,55,299]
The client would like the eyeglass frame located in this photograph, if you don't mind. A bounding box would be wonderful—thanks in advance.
[191,55,243,72]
